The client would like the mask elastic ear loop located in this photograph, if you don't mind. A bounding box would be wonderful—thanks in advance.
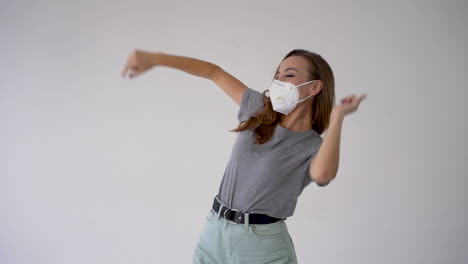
[297,80,315,103]
[298,94,313,103]
[295,80,316,88]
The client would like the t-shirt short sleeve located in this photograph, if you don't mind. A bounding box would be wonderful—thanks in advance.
[237,88,264,122]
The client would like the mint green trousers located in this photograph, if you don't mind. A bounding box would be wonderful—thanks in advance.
[192,205,298,263]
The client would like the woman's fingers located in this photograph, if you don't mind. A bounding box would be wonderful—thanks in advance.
[122,49,157,79]
[122,55,135,78]
[358,94,367,103]
[340,94,367,105]
[121,64,130,78]
[130,68,142,79]
[122,67,138,79]
[122,50,140,79]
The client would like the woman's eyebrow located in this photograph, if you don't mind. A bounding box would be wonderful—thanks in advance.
[276,68,298,74]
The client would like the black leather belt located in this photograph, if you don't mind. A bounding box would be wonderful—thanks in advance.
[212,196,286,224]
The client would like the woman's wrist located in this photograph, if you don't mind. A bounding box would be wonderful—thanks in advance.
[330,109,345,121]
[150,52,165,67]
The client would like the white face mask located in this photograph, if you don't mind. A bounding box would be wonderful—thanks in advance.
[268,79,316,115]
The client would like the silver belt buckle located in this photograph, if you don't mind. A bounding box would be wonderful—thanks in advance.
[224,208,240,224]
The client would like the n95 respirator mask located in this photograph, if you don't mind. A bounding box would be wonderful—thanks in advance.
[268,79,316,115]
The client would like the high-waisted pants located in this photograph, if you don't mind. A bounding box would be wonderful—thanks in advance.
[192,198,298,264]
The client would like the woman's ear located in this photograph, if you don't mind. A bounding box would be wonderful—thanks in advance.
[313,80,323,95]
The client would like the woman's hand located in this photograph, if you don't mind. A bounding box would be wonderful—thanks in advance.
[332,94,367,118]
[121,49,161,79]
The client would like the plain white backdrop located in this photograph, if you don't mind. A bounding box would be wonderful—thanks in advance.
[1,0,467,263]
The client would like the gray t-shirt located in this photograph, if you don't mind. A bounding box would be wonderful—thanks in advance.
[216,87,329,219]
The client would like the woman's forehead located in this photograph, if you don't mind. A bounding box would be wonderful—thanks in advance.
[278,56,309,72]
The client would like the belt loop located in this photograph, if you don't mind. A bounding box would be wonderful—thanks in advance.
[244,212,249,229]
[217,204,224,220]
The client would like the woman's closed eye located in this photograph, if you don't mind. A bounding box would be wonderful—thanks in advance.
[275,75,294,79]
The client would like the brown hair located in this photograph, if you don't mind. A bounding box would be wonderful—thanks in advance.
[230,49,335,144]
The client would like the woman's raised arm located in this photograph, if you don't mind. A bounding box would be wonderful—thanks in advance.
[122,49,247,105]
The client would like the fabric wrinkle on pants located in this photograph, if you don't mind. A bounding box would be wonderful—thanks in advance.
[192,196,298,264]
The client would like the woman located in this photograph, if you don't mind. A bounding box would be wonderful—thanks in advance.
[122,49,367,264]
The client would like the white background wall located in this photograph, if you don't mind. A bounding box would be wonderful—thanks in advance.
[2,0,467,263]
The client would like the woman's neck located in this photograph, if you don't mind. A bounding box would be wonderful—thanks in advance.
[279,105,314,132]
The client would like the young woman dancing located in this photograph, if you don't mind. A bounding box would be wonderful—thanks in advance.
[122,48,367,264]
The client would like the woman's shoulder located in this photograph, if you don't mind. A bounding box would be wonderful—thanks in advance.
[237,87,265,122]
